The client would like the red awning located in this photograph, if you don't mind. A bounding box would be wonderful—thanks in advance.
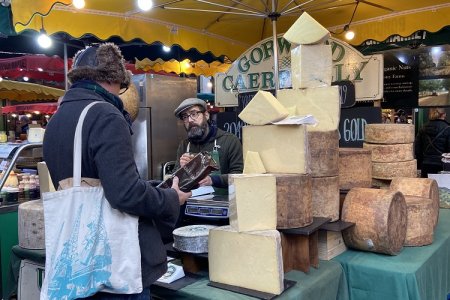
[1,103,58,114]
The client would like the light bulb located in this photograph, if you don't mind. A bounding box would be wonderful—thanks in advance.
[37,30,52,48]
[0,77,3,82]
[72,0,85,9]
[138,0,153,11]
[162,45,171,52]
[207,82,213,88]
[345,30,355,40]
[23,76,29,82]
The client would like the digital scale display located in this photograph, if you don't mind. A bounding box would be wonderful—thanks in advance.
[185,196,229,219]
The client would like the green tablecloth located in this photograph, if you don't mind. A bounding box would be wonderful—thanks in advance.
[333,208,450,300]
[152,260,349,300]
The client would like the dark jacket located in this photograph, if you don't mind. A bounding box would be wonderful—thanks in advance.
[175,127,243,187]
[43,87,180,288]
[415,119,450,168]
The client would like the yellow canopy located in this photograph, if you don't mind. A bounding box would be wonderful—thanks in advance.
[0,80,64,102]
[11,1,450,59]
[135,58,231,76]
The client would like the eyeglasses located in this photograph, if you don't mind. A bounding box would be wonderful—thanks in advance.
[119,86,128,95]
[180,110,204,122]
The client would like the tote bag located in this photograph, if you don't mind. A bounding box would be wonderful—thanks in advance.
[40,102,142,300]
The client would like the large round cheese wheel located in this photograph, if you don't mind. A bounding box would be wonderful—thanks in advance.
[342,188,407,255]
[372,160,417,180]
[173,225,217,253]
[18,200,45,249]
[403,196,434,246]
[338,148,372,190]
[120,83,139,122]
[363,142,414,162]
[312,176,339,222]
[308,130,339,177]
[365,124,415,144]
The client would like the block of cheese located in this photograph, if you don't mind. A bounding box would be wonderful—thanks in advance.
[229,174,277,232]
[365,124,415,144]
[312,176,339,222]
[308,130,339,177]
[390,177,439,229]
[363,142,414,162]
[403,196,434,246]
[283,12,330,45]
[338,148,372,190]
[277,87,340,132]
[275,174,313,229]
[173,225,217,253]
[372,160,417,180]
[243,151,266,174]
[18,200,45,249]
[243,125,309,173]
[291,44,332,89]
[208,226,284,295]
[238,90,289,125]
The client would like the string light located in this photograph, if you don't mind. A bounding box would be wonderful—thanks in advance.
[137,0,153,11]
[162,45,171,52]
[72,0,85,9]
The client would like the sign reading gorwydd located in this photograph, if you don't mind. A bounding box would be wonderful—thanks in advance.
[339,107,382,148]
[215,35,383,107]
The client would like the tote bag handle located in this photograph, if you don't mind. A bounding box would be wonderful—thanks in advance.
[73,101,102,187]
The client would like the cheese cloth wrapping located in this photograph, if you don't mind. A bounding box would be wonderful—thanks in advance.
[158,151,219,192]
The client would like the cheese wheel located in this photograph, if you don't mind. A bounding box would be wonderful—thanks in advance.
[372,160,417,180]
[342,188,407,255]
[275,174,313,229]
[403,196,434,246]
[372,178,391,189]
[308,130,339,177]
[363,142,414,162]
[390,177,439,229]
[173,225,217,253]
[18,200,45,249]
[338,148,372,190]
[312,176,339,222]
[364,124,415,144]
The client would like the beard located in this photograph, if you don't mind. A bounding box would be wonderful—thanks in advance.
[186,120,208,142]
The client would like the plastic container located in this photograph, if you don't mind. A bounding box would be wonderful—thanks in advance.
[2,187,19,203]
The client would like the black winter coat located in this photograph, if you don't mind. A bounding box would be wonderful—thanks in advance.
[415,119,450,168]
[43,87,180,288]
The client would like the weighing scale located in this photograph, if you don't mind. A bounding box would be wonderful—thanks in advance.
[185,195,229,219]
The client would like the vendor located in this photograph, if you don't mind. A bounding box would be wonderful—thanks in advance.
[173,98,243,190]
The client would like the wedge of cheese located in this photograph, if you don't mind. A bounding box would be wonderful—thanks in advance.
[238,90,289,125]
[277,86,340,132]
[243,125,309,173]
[209,226,284,295]
[283,12,330,45]
[243,151,266,174]
[291,44,332,89]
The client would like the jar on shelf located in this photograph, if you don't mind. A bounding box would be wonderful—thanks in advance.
[0,131,7,143]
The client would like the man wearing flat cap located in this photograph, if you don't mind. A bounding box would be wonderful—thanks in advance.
[174,98,243,191]
[43,43,191,299]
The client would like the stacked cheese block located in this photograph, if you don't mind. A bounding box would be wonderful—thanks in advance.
[209,174,284,295]
[364,124,417,188]
[18,199,45,249]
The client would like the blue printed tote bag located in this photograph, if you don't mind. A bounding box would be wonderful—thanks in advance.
[40,102,142,300]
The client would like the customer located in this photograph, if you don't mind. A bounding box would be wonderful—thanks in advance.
[43,43,191,299]
[415,107,450,178]
[174,98,243,189]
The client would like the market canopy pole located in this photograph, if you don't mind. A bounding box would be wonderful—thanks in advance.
[270,0,280,95]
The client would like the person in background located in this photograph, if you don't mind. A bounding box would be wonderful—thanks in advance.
[43,43,191,299]
[415,107,450,178]
[18,115,30,135]
[174,98,243,189]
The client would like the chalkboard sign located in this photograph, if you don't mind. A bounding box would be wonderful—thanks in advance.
[339,107,382,148]
[216,111,242,140]
[382,51,419,109]
[332,81,356,108]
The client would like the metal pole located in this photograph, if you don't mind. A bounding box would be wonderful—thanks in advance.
[64,43,68,91]
[271,0,279,95]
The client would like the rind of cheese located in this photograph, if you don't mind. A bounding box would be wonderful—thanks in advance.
[277,87,340,132]
[283,12,330,45]
[18,200,45,250]
[238,90,289,125]
[229,174,277,232]
[311,176,339,222]
[208,226,284,295]
[243,125,309,173]
[338,148,372,190]
[364,124,415,144]
[403,196,434,246]
[372,160,417,180]
[243,151,266,174]
[363,142,414,162]
[291,44,332,89]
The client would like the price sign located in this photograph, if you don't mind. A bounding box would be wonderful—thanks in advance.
[339,107,382,147]
[332,81,356,108]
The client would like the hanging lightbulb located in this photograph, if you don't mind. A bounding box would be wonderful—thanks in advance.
[72,0,85,9]
[137,0,153,11]
[207,81,213,88]
[37,29,52,48]
[343,24,355,41]
[162,45,171,52]
[23,76,29,82]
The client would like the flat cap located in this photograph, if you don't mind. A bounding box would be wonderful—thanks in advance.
[174,98,207,118]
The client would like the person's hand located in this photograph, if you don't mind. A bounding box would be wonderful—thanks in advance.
[171,176,191,205]
[198,175,213,187]
[179,152,195,167]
